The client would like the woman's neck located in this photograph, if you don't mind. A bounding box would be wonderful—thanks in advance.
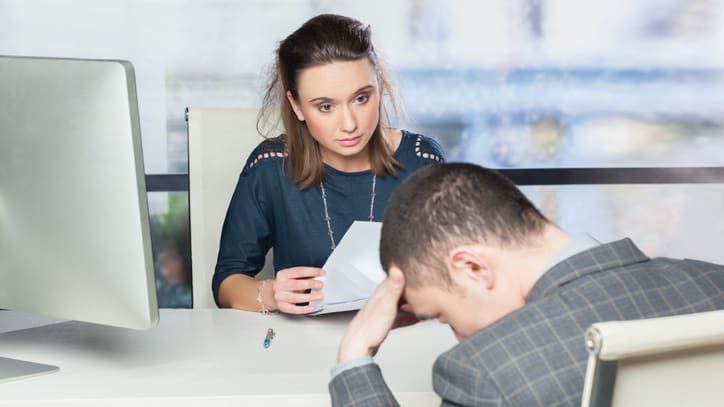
[319,128,401,173]
[321,145,371,173]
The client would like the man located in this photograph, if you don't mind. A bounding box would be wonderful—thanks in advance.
[329,163,724,406]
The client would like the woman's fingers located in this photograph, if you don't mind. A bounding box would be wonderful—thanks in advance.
[272,267,326,315]
[274,277,323,292]
[274,291,323,304]
[277,267,325,279]
[276,302,317,315]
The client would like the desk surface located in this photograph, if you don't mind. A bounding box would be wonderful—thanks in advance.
[0,309,456,406]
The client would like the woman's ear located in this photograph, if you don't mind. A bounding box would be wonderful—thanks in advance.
[286,90,305,122]
[449,246,494,290]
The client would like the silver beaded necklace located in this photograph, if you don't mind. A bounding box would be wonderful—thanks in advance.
[320,173,377,250]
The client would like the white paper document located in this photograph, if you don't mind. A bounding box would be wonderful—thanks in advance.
[310,221,386,315]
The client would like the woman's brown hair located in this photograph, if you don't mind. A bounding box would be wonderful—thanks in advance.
[257,14,402,189]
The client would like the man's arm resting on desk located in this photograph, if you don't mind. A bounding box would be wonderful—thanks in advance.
[330,268,414,406]
[330,356,374,378]
[329,362,400,407]
[329,354,504,407]
[432,349,507,407]
[329,262,507,407]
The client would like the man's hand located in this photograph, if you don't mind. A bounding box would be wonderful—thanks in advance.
[337,267,418,363]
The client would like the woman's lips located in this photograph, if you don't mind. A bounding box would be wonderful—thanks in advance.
[337,135,362,147]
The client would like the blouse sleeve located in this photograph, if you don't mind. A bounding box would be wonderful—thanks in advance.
[212,163,275,307]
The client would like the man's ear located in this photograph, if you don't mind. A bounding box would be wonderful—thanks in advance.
[449,246,494,290]
[286,90,305,122]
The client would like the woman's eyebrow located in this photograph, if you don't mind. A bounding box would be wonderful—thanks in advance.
[351,85,374,94]
[307,85,375,103]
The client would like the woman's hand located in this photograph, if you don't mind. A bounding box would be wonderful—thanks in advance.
[272,266,325,314]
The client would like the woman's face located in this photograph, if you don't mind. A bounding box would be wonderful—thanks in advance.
[287,59,380,172]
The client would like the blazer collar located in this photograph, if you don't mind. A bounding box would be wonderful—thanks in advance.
[526,238,650,302]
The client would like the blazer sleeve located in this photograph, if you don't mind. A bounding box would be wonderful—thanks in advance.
[329,363,400,407]
[434,351,506,407]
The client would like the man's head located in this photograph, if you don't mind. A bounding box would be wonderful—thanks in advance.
[380,163,566,340]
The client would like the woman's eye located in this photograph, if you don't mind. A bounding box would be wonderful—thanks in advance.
[355,94,369,104]
[319,103,332,112]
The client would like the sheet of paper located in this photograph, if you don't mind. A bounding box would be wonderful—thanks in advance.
[310,221,386,316]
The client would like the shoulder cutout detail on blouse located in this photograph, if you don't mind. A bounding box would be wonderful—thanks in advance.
[244,136,288,171]
[415,135,443,163]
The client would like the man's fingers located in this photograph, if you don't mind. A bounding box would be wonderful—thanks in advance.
[380,270,405,301]
[361,269,406,311]
[387,266,405,291]
[400,303,414,313]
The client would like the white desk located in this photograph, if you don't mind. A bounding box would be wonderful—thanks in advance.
[0,309,457,406]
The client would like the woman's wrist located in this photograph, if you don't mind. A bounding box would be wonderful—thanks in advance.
[262,278,278,311]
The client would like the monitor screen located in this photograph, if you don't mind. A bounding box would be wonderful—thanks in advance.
[0,56,158,330]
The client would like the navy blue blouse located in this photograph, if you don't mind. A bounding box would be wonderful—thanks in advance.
[212,130,445,305]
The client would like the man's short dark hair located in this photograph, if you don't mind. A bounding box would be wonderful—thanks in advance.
[380,163,549,288]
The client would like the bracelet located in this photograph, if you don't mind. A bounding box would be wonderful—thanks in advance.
[256,279,269,315]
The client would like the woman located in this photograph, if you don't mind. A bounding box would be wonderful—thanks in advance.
[214,14,445,314]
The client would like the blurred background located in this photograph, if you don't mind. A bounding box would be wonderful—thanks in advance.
[2,0,723,308]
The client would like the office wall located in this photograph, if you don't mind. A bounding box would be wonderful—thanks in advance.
[2,0,723,307]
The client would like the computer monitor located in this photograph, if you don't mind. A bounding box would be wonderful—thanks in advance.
[0,56,158,382]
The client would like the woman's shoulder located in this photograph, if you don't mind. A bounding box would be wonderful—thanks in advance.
[399,129,445,164]
[243,135,288,173]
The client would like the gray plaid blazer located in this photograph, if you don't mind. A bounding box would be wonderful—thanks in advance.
[329,238,724,406]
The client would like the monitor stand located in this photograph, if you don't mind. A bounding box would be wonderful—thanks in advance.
[0,357,58,384]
